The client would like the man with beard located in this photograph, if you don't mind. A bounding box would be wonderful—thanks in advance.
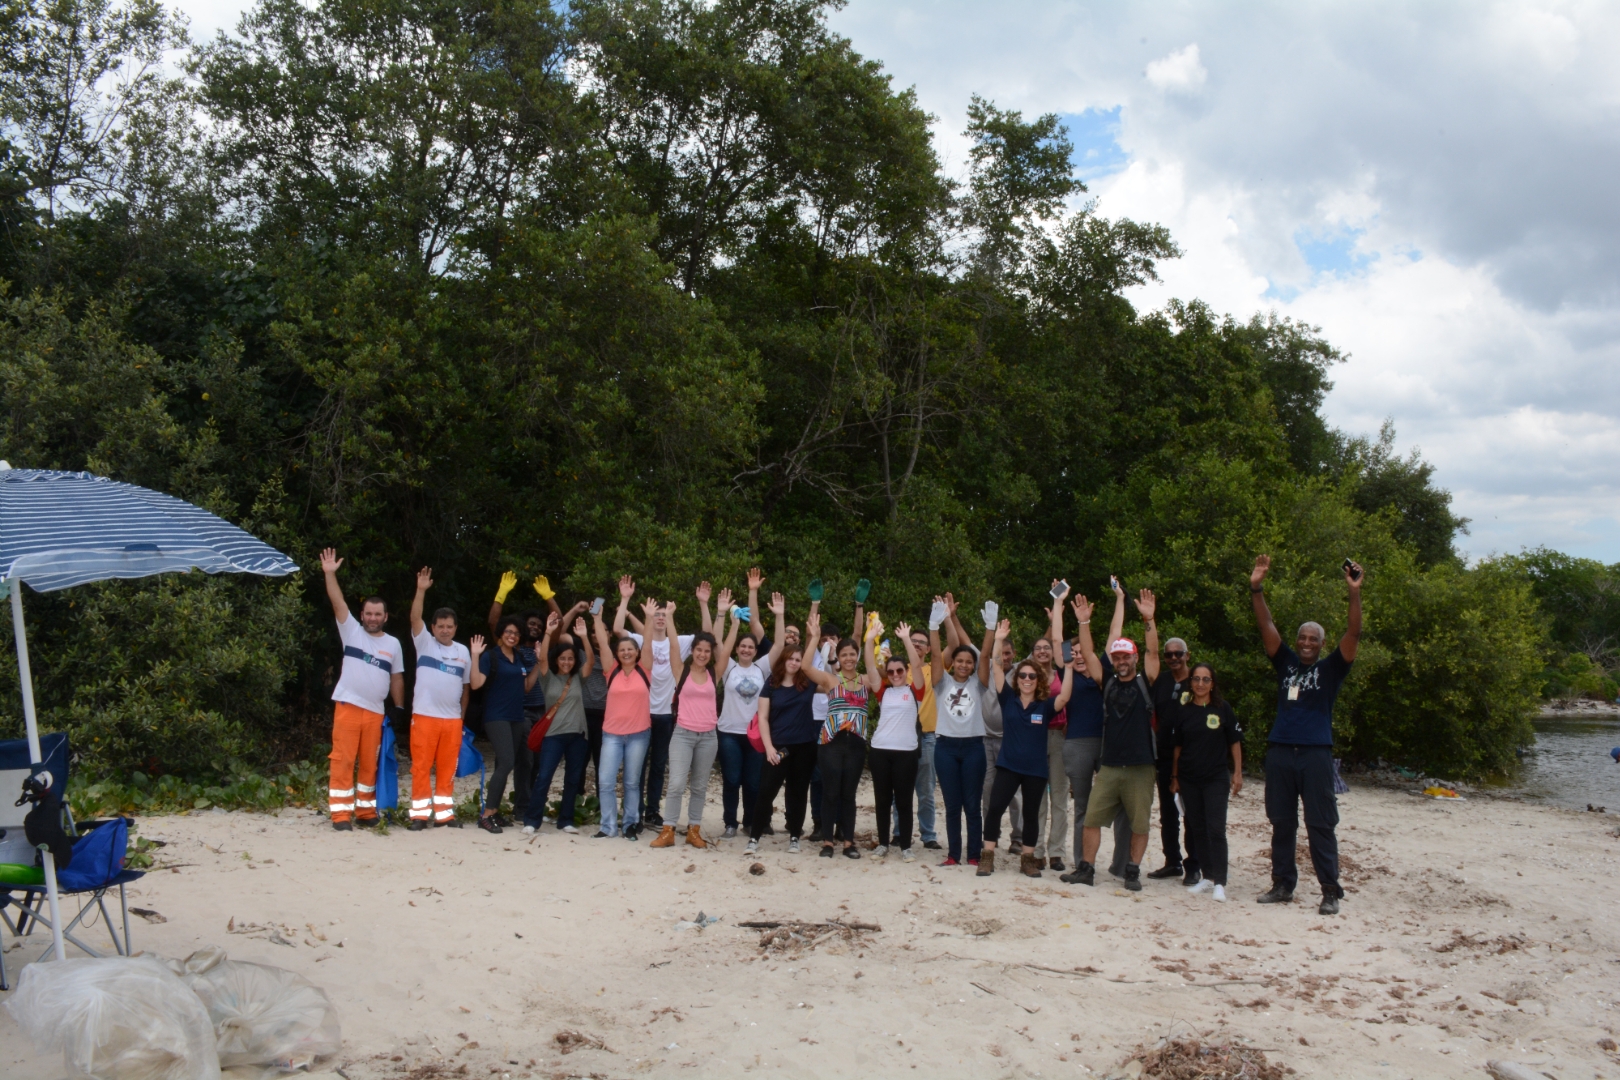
[320,549,405,830]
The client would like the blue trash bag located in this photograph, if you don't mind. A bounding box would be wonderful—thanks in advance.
[455,726,483,778]
[374,719,399,811]
[58,817,128,891]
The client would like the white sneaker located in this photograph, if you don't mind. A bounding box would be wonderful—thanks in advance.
[723,826,738,839]
[560,825,578,834]
[745,839,759,854]
[873,844,889,857]
[1187,878,1214,895]
[901,848,915,862]
[521,825,537,836]
[1212,884,1227,903]
[788,837,800,853]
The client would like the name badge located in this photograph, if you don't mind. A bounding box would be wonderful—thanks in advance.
[1031,713,1043,724]
[1287,685,1299,701]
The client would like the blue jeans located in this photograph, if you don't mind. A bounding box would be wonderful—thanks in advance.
[600,729,650,836]
[935,735,986,862]
[640,713,675,820]
[716,731,762,829]
[524,731,589,830]
[892,731,938,843]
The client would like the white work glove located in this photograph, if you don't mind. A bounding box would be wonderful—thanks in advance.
[928,600,947,631]
[981,600,998,629]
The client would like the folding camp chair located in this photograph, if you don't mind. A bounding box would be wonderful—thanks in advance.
[0,734,143,990]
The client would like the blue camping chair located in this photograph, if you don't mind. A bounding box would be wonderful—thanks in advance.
[0,734,143,990]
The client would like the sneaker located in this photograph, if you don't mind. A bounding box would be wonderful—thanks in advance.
[1182,869,1202,888]
[844,846,861,860]
[645,810,664,827]
[723,826,738,839]
[1256,883,1295,904]
[624,822,643,840]
[560,825,579,834]
[522,825,537,836]
[478,816,503,834]
[1124,863,1143,891]
[976,850,995,876]
[1187,878,1214,895]
[966,857,980,867]
[820,845,835,858]
[1213,884,1227,902]
[939,857,959,867]
[1059,862,1095,886]
[901,848,915,862]
[593,828,615,838]
[745,838,759,854]
[408,820,428,831]
[331,820,353,832]
[873,844,889,858]
[1319,895,1341,916]
[1048,857,1065,872]
[494,813,515,828]
[923,840,942,850]
[788,837,800,853]
[1147,863,1184,879]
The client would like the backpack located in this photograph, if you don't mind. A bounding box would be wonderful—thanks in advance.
[606,665,651,692]
[1103,673,1157,758]
[672,662,724,724]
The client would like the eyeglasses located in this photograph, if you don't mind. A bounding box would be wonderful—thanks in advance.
[1015,672,1039,681]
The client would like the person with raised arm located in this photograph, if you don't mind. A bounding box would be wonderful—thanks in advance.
[1250,555,1362,915]
[802,608,883,859]
[1028,592,1071,871]
[521,616,595,837]
[1066,587,1161,889]
[869,622,928,861]
[930,594,994,867]
[320,549,405,830]
[613,577,695,828]
[716,587,776,838]
[593,597,655,839]
[408,567,472,830]
[468,608,552,833]
[1059,584,1134,882]
[651,585,734,849]
[979,597,1074,878]
[1146,629,1199,885]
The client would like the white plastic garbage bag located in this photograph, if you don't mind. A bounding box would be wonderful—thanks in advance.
[168,946,341,1073]
[4,955,222,1080]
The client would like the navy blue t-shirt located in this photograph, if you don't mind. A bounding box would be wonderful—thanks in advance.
[521,644,545,709]
[996,685,1052,778]
[479,647,538,724]
[1064,670,1104,740]
[1269,645,1351,745]
[761,680,820,746]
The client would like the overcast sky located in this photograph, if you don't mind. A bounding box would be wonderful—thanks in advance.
[175,0,1620,562]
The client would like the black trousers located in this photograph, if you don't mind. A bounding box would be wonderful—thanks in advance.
[869,746,920,849]
[640,713,675,819]
[1179,774,1230,885]
[984,767,1045,847]
[1264,744,1341,895]
[1156,757,1199,874]
[585,707,605,797]
[750,742,818,840]
[817,732,866,844]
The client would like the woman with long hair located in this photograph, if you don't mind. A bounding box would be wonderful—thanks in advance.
[803,610,884,859]
[521,617,595,836]
[869,623,927,861]
[746,634,822,854]
[929,595,995,867]
[591,602,655,839]
[652,592,739,849]
[1170,662,1243,902]
[980,597,1073,878]
[469,611,552,833]
[714,585,779,838]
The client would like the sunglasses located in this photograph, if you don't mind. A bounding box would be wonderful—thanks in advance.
[1015,672,1039,681]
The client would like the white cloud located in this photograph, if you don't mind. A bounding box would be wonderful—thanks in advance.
[1145,44,1207,92]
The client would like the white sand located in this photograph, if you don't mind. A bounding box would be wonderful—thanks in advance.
[4,774,1619,1079]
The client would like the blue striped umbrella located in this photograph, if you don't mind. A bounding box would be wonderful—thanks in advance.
[0,462,299,961]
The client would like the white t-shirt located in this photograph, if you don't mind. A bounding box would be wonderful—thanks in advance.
[411,627,471,719]
[720,660,769,734]
[332,616,402,713]
[811,645,832,721]
[872,684,923,751]
[626,632,694,714]
[933,672,988,739]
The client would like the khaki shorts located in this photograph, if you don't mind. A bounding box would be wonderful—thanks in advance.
[1083,764,1156,834]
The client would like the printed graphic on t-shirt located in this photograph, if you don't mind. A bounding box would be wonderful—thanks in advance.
[943,683,977,718]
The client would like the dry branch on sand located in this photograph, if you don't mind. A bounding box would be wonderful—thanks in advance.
[1120,1036,1293,1079]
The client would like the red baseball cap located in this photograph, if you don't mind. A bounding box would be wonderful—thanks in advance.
[1108,638,1138,656]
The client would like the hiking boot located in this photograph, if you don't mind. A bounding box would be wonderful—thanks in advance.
[685,825,707,849]
[355,817,379,829]
[1124,863,1143,891]
[1256,883,1295,904]
[477,816,502,834]
[1059,861,1095,886]
[332,820,353,832]
[1048,857,1065,872]
[407,820,428,831]
[1008,841,1023,855]
[1182,869,1202,888]
[1147,863,1183,879]
[650,825,677,848]
[1319,895,1341,916]
[976,850,995,877]
[1020,853,1044,878]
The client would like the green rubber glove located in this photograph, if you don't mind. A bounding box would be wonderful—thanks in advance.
[853,578,872,604]
[494,570,517,605]
[807,577,824,603]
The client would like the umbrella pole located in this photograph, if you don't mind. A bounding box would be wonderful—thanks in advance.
[10,582,66,962]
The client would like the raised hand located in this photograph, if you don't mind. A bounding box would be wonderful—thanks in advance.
[573,617,588,637]
[532,574,555,600]
[1251,555,1271,588]
[770,591,786,615]
[895,620,913,640]
[994,618,1010,642]
[716,587,734,611]
[640,597,658,619]
[662,600,678,617]
[1050,578,1070,602]
[1135,589,1157,622]
[319,548,342,574]
[469,634,486,656]
[747,566,764,590]
[944,592,959,616]
[545,611,561,633]
[618,574,636,600]
[864,613,885,642]
[416,567,433,592]
[495,570,517,603]
[1110,575,1124,596]
[695,580,713,604]
[806,611,821,637]
[1071,594,1094,624]
[1344,559,1364,589]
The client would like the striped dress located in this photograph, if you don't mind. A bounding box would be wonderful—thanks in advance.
[821,675,870,744]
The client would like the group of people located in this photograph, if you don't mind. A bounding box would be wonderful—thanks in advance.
[319,551,1363,915]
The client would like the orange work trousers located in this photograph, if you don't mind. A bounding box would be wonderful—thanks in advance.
[410,714,463,823]
[329,702,384,823]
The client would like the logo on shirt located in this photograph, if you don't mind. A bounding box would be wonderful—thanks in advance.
[1206,713,1221,729]
[945,685,974,717]
[1282,665,1324,696]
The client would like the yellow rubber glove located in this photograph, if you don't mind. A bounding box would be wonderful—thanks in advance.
[532,574,555,600]
[494,570,517,605]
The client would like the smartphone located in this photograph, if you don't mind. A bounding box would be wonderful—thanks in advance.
[1049,579,1069,599]
[1109,575,1123,592]
[590,597,605,616]
[1342,559,1362,583]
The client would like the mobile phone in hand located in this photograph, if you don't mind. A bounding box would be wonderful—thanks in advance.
[590,597,605,616]
[1342,559,1362,583]
[1049,579,1069,599]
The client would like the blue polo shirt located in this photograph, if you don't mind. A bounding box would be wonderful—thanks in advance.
[996,685,1052,778]
[479,647,539,724]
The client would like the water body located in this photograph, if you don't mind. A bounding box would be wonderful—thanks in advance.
[1505,712,1620,810]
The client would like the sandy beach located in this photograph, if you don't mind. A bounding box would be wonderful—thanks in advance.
[4,773,1619,1079]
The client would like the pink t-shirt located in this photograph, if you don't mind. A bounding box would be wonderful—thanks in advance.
[676,670,719,733]
[603,666,651,735]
